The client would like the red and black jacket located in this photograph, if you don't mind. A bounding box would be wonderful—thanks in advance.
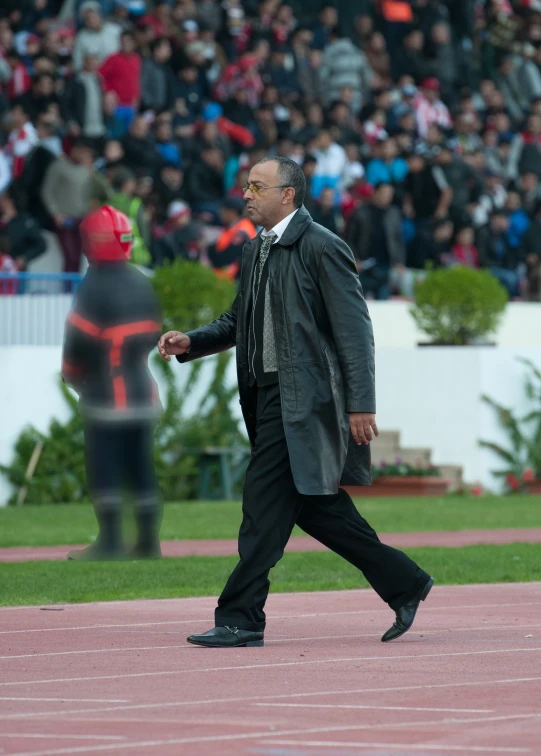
[62,262,163,423]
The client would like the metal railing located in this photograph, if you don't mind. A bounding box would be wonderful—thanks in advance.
[0,273,82,296]
[0,274,82,346]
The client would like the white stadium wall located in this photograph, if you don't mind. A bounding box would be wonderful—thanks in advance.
[1,301,541,504]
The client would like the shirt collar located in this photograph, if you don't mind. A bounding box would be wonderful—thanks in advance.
[260,208,299,243]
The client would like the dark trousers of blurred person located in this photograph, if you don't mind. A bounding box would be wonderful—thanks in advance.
[83,420,162,558]
[359,264,392,300]
[526,258,541,301]
[57,221,83,274]
[490,266,522,299]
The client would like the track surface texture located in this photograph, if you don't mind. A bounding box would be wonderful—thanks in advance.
[2,528,541,562]
[1,583,541,755]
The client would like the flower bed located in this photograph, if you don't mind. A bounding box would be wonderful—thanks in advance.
[344,459,450,497]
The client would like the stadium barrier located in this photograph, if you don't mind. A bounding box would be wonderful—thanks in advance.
[0,274,82,346]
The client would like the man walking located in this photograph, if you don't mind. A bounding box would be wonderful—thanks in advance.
[158,157,433,647]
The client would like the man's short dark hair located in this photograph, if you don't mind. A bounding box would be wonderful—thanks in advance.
[255,156,307,208]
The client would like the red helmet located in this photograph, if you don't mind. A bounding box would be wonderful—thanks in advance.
[80,205,133,262]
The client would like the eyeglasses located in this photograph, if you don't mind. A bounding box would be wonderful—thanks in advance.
[242,183,289,195]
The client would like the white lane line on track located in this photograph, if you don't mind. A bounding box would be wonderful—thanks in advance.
[257,741,531,753]
[1,646,540,694]
[0,734,126,741]
[0,698,129,703]
[0,676,539,720]
[1,671,541,722]
[3,713,540,756]
[1,601,541,633]
[254,704,494,713]
[2,622,539,661]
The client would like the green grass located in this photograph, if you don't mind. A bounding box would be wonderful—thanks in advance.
[1,544,540,607]
[1,496,540,549]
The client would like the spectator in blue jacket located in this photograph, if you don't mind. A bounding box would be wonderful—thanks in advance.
[366,137,409,187]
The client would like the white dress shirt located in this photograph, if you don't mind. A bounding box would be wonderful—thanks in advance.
[260,208,299,244]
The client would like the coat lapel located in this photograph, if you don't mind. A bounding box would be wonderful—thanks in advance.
[238,235,262,347]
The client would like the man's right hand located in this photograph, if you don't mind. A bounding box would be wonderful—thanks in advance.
[158,331,191,362]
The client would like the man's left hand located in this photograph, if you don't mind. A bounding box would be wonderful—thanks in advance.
[349,413,379,445]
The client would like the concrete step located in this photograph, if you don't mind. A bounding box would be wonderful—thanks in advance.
[370,429,464,490]
[439,465,464,491]
[371,447,432,467]
[372,430,400,452]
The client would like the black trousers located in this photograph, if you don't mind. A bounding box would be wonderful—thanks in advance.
[215,384,430,632]
[84,421,159,509]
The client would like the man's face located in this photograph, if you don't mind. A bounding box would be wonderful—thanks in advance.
[434,222,453,243]
[400,113,415,132]
[36,75,54,97]
[244,161,288,228]
[121,34,135,54]
[374,185,394,208]
[491,214,509,234]
[181,67,198,84]
[131,116,149,139]
[423,87,438,103]
[408,155,425,173]
[406,30,423,51]
[303,160,316,178]
[331,104,349,125]
[381,139,396,161]
[506,192,521,211]
[528,115,541,135]
[522,172,538,192]
[220,207,237,226]
[321,6,337,27]
[155,40,171,63]
[436,147,452,164]
[71,146,93,166]
[162,166,182,188]
[84,9,101,31]
[320,187,334,209]
[10,106,26,129]
[203,148,223,170]
[432,23,449,45]
[318,131,332,150]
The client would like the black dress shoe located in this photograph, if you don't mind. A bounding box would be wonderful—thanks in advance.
[381,577,434,643]
[187,626,264,648]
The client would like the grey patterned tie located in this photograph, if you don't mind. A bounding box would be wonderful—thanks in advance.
[256,232,277,285]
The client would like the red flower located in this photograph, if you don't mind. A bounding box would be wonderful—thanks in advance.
[471,484,483,496]
[522,468,536,482]
[506,473,520,490]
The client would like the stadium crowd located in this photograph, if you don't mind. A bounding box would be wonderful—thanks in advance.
[2,0,541,300]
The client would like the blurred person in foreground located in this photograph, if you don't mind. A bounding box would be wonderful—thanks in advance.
[62,206,163,561]
[159,156,434,648]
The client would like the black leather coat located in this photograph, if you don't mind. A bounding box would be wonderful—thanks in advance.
[178,206,375,494]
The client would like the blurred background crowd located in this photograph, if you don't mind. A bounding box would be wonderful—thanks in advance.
[2,0,541,300]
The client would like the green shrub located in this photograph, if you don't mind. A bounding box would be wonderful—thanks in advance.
[411,267,508,345]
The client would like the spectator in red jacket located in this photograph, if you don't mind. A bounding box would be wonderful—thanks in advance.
[4,100,37,179]
[99,31,141,136]
[4,51,32,101]
[450,226,480,268]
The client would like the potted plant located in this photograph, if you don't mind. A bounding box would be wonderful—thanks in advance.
[411,267,508,346]
[344,459,450,498]
[479,358,541,493]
